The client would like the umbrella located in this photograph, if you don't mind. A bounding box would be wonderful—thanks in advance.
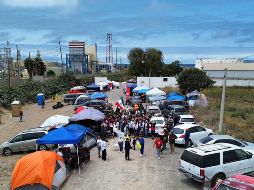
[74,106,87,114]
[70,108,105,121]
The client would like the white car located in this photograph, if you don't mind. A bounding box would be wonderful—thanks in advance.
[146,105,161,115]
[193,135,254,151]
[150,116,165,134]
[179,143,254,187]
[172,124,213,146]
[178,115,196,125]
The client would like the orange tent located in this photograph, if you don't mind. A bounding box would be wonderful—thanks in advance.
[10,151,65,190]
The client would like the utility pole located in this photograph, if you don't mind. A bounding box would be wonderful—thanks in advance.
[59,41,64,74]
[5,41,11,87]
[219,68,227,133]
[16,45,21,76]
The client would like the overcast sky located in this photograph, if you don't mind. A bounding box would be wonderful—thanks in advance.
[1,0,254,64]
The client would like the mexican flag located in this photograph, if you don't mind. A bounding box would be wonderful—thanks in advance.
[115,98,124,110]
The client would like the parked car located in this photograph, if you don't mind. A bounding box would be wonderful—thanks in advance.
[212,174,254,190]
[128,96,142,106]
[172,124,213,146]
[177,115,196,125]
[64,93,85,105]
[74,94,91,109]
[63,132,97,152]
[0,129,50,156]
[159,100,189,111]
[179,143,254,187]
[162,105,188,116]
[193,135,254,150]
[150,116,166,134]
[82,100,107,112]
[146,105,161,115]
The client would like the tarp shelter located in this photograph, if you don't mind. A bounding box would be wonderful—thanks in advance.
[10,151,67,190]
[132,86,149,93]
[69,108,105,122]
[167,92,185,101]
[86,83,100,92]
[40,115,70,130]
[146,88,166,96]
[90,92,108,100]
[36,124,91,145]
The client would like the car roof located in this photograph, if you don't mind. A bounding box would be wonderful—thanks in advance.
[151,116,165,120]
[179,115,194,118]
[147,105,160,109]
[210,135,235,140]
[186,143,237,155]
[78,95,90,98]
[174,123,201,129]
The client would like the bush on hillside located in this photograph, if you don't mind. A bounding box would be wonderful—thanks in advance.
[0,73,93,108]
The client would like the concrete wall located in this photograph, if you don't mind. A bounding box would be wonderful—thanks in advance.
[213,78,254,87]
[137,77,177,88]
[206,70,254,79]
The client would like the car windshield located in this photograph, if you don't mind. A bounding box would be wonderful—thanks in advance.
[65,94,77,98]
[200,136,213,144]
[154,120,164,125]
[217,184,238,190]
[188,95,198,100]
[175,108,187,113]
[76,98,89,105]
[181,118,194,122]
[149,109,160,113]
[172,128,184,134]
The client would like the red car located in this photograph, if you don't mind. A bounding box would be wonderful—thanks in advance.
[212,174,254,190]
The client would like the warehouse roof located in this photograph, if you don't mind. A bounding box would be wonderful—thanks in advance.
[201,63,254,71]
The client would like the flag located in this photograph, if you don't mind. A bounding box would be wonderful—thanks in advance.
[115,98,124,110]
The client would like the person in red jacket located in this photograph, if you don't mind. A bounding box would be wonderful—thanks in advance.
[153,136,163,160]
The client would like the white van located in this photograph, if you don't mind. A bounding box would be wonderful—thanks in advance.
[150,116,165,134]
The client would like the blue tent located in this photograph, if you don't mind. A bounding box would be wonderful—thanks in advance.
[90,92,108,100]
[36,124,92,145]
[167,92,181,97]
[167,95,185,101]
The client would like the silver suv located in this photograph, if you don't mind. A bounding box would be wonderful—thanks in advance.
[0,129,49,156]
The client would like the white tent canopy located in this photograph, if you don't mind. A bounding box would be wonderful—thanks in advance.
[40,115,70,129]
[132,85,149,92]
[146,87,166,96]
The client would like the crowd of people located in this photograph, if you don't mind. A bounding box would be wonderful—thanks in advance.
[95,106,183,161]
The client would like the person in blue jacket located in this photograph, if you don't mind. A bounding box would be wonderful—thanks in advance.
[138,135,145,157]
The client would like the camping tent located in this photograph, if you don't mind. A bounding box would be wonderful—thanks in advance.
[86,83,100,92]
[10,151,67,190]
[40,115,70,130]
[90,92,108,100]
[36,124,91,145]
[146,88,166,96]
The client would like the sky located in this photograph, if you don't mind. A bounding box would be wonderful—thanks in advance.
[1,0,254,64]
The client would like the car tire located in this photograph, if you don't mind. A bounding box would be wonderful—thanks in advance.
[38,145,48,151]
[211,173,225,187]
[187,140,193,147]
[3,147,12,156]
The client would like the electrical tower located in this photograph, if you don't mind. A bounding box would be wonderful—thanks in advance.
[106,33,113,64]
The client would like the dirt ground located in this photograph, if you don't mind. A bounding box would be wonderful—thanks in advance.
[0,87,201,190]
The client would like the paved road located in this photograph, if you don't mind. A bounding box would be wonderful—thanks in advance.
[63,86,201,190]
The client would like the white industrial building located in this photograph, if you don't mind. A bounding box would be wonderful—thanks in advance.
[195,58,254,86]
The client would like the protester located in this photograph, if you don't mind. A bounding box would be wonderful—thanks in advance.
[96,136,102,158]
[19,110,23,122]
[118,134,124,153]
[132,136,137,150]
[101,139,108,161]
[168,131,177,153]
[153,136,163,160]
[125,138,131,160]
[150,121,156,139]
[138,135,145,157]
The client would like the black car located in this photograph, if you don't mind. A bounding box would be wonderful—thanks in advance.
[83,100,107,112]
[159,100,189,111]
[63,93,85,105]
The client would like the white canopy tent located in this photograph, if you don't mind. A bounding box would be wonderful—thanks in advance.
[146,87,166,96]
[40,115,70,129]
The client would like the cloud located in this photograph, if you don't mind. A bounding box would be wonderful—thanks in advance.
[0,0,78,8]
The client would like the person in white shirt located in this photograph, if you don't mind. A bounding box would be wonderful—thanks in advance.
[101,139,108,161]
[96,136,103,158]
